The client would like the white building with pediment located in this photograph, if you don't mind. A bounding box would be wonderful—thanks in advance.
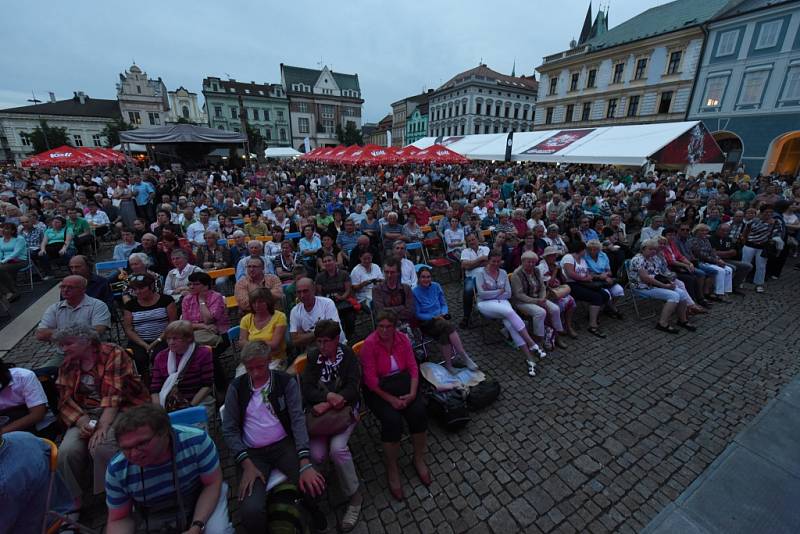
[117,64,169,128]
[280,64,364,151]
[166,87,206,125]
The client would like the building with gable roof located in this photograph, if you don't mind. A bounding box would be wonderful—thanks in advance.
[0,92,120,162]
[166,86,206,125]
[390,89,434,147]
[202,77,290,146]
[687,0,800,175]
[534,0,730,128]
[280,63,364,151]
[426,64,539,138]
[117,64,169,128]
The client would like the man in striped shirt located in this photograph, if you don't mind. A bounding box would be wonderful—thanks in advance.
[105,404,233,534]
[741,205,776,293]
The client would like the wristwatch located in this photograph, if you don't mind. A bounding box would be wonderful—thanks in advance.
[191,520,206,531]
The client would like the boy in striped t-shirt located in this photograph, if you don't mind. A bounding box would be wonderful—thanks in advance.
[105,404,233,533]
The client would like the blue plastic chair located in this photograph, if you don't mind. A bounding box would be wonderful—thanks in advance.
[285,231,301,240]
[406,242,423,251]
[95,259,128,276]
[168,406,208,431]
[227,325,241,350]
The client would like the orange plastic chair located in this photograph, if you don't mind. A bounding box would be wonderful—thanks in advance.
[288,354,307,376]
[255,235,273,242]
[225,295,238,308]
[208,267,235,279]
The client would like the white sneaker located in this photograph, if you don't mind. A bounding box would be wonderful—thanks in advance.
[340,502,362,532]
[526,360,537,377]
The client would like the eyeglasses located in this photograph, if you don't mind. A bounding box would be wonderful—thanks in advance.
[120,432,159,454]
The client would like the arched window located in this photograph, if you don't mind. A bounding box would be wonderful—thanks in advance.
[182,106,190,119]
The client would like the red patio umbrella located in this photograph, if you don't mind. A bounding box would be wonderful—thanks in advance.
[408,144,469,165]
[324,145,360,164]
[311,146,335,162]
[394,145,420,163]
[21,145,100,168]
[300,146,324,160]
[341,144,398,166]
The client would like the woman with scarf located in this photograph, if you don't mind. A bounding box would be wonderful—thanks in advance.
[150,320,215,419]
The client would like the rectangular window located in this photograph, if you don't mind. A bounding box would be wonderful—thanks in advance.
[703,77,727,108]
[298,117,310,133]
[522,108,528,120]
[230,106,238,119]
[128,111,141,125]
[626,95,640,117]
[460,125,465,135]
[581,102,592,121]
[321,105,334,119]
[504,107,510,118]
[149,112,160,125]
[92,134,102,146]
[252,108,259,121]
[513,107,519,119]
[263,109,270,121]
[322,119,335,133]
[612,63,624,84]
[277,110,284,120]
[667,51,682,75]
[297,102,309,113]
[484,125,490,134]
[265,128,272,140]
[73,135,83,147]
[781,66,800,101]
[214,106,222,118]
[280,129,287,141]
[548,77,558,96]
[606,98,618,118]
[716,30,739,56]
[658,91,673,113]
[495,105,500,116]
[493,126,499,133]
[755,20,782,50]
[461,104,466,115]
[570,72,579,91]
[586,69,597,88]
[634,58,648,80]
[545,107,554,124]
[20,133,30,146]
[476,102,482,115]
[565,104,574,122]
[739,70,769,105]
[474,125,480,134]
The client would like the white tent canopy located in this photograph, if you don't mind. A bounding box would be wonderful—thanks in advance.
[410,121,723,168]
[264,147,302,159]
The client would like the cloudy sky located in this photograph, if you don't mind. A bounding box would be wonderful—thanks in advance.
[1,0,665,123]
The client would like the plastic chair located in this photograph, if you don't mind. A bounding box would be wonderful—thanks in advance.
[351,340,365,356]
[255,235,273,242]
[95,259,128,277]
[422,236,456,281]
[225,295,238,308]
[285,231,301,240]
[287,354,307,375]
[208,267,235,279]
[217,238,228,246]
[227,325,241,351]
[621,259,656,320]
[17,247,37,291]
[168,406,208,431]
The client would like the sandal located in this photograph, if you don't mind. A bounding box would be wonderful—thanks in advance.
[655,323,679,334]
[677,321,697,332]
[587,327,606,339]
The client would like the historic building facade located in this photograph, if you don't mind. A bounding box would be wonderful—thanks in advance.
[202,77,290,146]
[364,114,392,147]
[116,64,169,128]
[688,0,800,175]
[0,92,120,162]
[166,86,206,125]
[427,64,538,137]
[280,64,364,151]
[390,90,433,147]
[534,0,729,129]
[405,100,429,145]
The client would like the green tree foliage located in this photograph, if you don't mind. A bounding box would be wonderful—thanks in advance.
[336,122,363,146]
[100,118,134,147]
[24,120,71,153]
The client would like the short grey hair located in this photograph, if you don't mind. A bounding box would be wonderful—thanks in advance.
[170,248,189,260]
[240,340,271,362]
[52,323,101,345]
[586,239,602,249]
[641,238,661,250]
[128,252,151,267]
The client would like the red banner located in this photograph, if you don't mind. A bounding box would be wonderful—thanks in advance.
[521,129,595,155]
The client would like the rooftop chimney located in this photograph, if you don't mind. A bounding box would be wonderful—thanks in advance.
[49,92,56,103]
[77,91,86,104]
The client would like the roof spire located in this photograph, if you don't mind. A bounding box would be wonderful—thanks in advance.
[511,58,516,77]
[578,2,593,44]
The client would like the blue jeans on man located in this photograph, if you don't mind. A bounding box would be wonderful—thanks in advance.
[460,276,476,327]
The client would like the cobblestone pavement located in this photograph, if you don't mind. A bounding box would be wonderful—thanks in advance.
[5,259,800,533]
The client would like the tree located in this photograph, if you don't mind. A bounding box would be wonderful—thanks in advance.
[24,120,70,153]
[100,118,134,147]
[343,121,363,146]
[336,124,345,144]
[245,122,264,154]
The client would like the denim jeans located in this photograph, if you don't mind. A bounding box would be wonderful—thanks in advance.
[463,276,476,323]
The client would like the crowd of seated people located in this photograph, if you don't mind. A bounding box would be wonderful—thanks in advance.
[0,157,797,532]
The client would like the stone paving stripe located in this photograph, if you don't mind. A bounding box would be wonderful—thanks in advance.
[735,398,800,478]
[591,374,614,387]
[0,282,60,350]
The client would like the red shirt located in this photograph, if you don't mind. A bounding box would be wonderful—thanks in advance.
[409,206,431,226]
[360,330,418,393]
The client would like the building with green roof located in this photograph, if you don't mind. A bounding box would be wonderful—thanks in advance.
[534,0,731,129]
[279,63,364,151]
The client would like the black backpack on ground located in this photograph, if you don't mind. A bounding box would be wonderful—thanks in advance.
[425,388,470,432]
[466,379,501,411]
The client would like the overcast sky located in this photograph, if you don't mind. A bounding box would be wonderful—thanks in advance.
[1,0,666,123]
